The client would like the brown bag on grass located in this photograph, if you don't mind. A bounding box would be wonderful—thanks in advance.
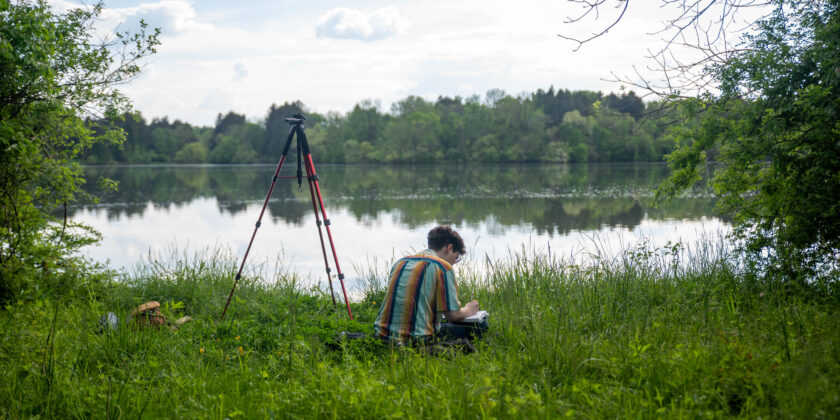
[130,301,167,330]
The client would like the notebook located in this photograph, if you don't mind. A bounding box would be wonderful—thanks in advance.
[459,310,489,323]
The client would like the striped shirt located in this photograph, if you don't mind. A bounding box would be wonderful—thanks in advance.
[374,249,461,342]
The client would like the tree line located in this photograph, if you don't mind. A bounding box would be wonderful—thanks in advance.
[85,88,678,164]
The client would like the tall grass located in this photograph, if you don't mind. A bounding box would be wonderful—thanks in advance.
[1,240,838,418]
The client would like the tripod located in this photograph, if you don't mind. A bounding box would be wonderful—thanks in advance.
[221,114,353,320]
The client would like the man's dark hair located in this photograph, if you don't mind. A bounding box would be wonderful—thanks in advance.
[427,225,466,255]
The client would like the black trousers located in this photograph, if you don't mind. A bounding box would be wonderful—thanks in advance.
[436,319,490,340]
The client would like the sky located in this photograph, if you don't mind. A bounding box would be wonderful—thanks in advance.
[50,0,746,126]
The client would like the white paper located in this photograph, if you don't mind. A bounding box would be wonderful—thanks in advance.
[462,310,489,323]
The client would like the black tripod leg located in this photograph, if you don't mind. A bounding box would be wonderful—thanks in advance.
[221,126,297,320]
[300,129,337,305]
[298,128,354,320]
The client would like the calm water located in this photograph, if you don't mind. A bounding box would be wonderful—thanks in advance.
[75,163,728,288]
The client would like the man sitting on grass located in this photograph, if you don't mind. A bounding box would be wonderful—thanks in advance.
[374,225,488,344]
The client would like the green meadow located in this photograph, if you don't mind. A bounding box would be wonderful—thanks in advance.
[2,242,838,419]
[4,1,840,418]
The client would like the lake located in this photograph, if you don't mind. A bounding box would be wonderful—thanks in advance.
[75,163,729,290]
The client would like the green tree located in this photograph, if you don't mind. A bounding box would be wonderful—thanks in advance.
[0,0,159,300]
[341,99,387,156]
[470,134,502,163]
[150,126,172,159]
[174,142,209,163]
[307,111,347,162]
[434,96,466,161]
[491,96,549,162]
[381,110,443,162]
[656,2,840,279]
[461,99,493,159]
[562,0,839,277]
[264,101,305,157]
[559,110,592,162]
[209,134,238,163]
[230,121,263,162]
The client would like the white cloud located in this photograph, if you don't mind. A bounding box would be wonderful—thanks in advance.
[102,0,208,36]
[457,83,475,92]
[49,0,212,44]
[199,90,234,112]
[45,0,755,126]
[47,0,81,14]
[315,7,408,42]
[233,62,248,81]
[49,0,208,38]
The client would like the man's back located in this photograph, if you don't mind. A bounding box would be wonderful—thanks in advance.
[374,249,461,342]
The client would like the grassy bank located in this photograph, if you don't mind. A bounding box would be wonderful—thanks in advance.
[1,244,839,418]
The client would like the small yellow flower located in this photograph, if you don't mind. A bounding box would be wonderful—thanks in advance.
[199,348,205,354]
[372,301,376,305]
[238,346,244,356]
[235,336,240,340]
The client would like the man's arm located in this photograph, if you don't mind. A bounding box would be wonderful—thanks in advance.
[444,300,479,322]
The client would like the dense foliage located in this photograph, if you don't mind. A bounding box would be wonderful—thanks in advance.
[84,89,677,164]
[0,0,158,301]
[658,1,840,280]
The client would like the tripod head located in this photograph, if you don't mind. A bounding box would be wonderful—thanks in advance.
[284,113,306,125]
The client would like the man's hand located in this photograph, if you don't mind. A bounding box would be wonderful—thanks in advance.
[444,300,480,322]
[464,300,479,316]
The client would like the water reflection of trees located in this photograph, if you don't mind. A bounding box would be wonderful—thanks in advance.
[79,163,722,232]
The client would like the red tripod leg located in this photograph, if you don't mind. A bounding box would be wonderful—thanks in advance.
[221,130,295,320]
[305,169,337,305]
[304,154,354,320]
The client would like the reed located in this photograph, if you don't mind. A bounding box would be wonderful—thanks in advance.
[1,240,838,418]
